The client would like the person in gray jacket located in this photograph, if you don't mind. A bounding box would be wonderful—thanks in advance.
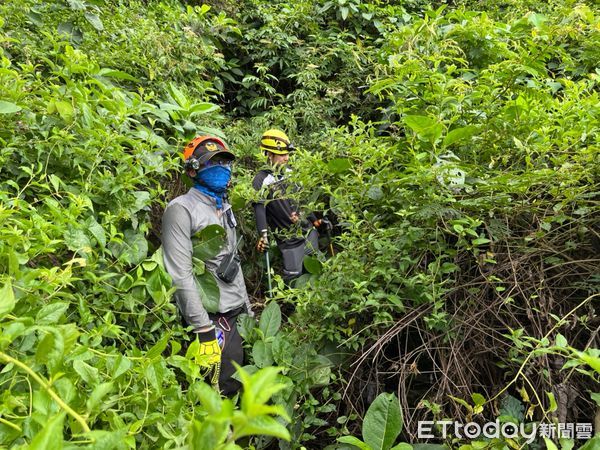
[162,135,252,395]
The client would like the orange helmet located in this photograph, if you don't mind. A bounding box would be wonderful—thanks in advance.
[183,135,234,171]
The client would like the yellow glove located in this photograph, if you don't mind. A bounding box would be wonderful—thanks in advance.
[191,327,221,368]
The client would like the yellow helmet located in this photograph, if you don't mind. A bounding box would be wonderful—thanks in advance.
[260,129,294,155]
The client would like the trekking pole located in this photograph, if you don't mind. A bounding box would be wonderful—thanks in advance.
[323,219,335,256]
[262,232,272,295]
[327,230,335,256]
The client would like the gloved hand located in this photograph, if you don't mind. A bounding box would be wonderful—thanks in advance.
[190,327,221,368]
[256,231,269,253]
[321,218,333,231]
[313,218,333,231]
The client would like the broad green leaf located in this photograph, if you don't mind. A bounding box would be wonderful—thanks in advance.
[252,340,273,368]
[235,415,290,440]
[193,224,227,261]
[555,333,568,348]
[363,393,403,450]
[111,355,131,379]
[572,349,600,373]
[443,125,477,147]
[391,444,413,450]
[84,12,104,31]
[559,439,575,450]
[303,255,323,275]
[86,217,106,248]
[55,100,74,121]
[527,12,547,28]
[64,226,92,253]
[240,365,286,407]
[0,101,21,114]
[544,438,558,450]
[403,115,443,143]
[73,360,99,386]
[471,393,486,406]
[189,419,223,450]
[0,278,15,318]
[259,301,281,338]
[97,68,139,81]
[590,392,600,406]
[327,158,352,174]
[87,382,114,412]
[193,381,222,414]
[146,332,171,359]
[85,430,128,450]
[197,271,220,313]
[190,102,219,115]
[337,436,371,450]
[110,230,148,264]
[29,412,65,450]
[36,302,69,325]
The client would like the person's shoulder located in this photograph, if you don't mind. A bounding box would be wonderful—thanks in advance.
[252,169,271,190]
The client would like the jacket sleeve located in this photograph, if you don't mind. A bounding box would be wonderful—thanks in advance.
[252,172,269,234]
[162,203,211,329]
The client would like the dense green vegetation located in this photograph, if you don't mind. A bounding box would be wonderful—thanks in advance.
[0,0,598,449]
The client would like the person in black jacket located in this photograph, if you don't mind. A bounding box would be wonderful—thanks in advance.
[252,129,324,283]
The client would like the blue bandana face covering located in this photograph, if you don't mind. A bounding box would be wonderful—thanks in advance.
[194,165,232,209]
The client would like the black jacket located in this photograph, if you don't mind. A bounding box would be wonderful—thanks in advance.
[252,168,317,248]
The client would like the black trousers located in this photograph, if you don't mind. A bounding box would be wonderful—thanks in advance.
[208,307,245,396]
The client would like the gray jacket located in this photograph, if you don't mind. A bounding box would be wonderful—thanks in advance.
[162,188,251,329]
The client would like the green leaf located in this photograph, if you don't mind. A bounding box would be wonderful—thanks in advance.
[403,115,443,143]
[0,101,21,114]
[443,126,477,147]
[64,226,92,252]
[559,438,575,450]
[337,436,372,450]
[85,430,128,450]
[36,302,69,325]
[84,12,104,31]
[197,271,220,313]
[327,158,352,174]
[97,68,139,82]
[363,393,403,450]
[555,333,568,348]
[259,301,281,338]
[193,224,227,261]
[471,393,485,407]
[87,217,106,248]
[0,278,16,318]
[391,444,413,450]
[55,101,74,121]
[235,415,290,440]
[110,230,148,264]
[303,255,323,275]
[87,382,114,412]
[146,333,171,360]
[73,360,99,386]
[340,6,349,21]
[193,381,222,414]
[498,394,524,421]
[544,438,558,450]
[252,340,273,368]
[546,392,558,412]
[29,412,65,450]
[590,391,600,407]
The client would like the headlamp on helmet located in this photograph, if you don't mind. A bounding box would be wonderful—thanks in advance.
[260,129,294,155]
